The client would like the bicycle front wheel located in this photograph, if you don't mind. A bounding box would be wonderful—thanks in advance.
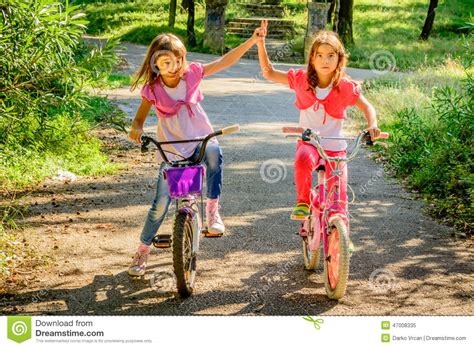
[303,237,321,271]
[323,217,350,299]
[172,212,196,298]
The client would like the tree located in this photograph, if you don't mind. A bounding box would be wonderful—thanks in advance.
[327,0,336,25]
[182,0,196,47]
[420,0,438,40]
[333,0,354,45]
[169,0,177,27]
[203,0,228,53]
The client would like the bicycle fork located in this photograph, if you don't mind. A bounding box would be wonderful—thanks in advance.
[152,197,202,250]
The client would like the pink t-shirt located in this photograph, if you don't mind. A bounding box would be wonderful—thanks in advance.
[287,69,361,151]
[141,63,216,162]
[287,69,360,118]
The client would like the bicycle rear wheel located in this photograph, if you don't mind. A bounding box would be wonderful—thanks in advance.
[323,217,350,299]
[172,212,196,298]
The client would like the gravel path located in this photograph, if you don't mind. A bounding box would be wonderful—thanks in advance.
[1,42,472,316]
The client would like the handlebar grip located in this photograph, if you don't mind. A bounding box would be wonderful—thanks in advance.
[377,132,390,139]
[282,127,305,134]
[221,124,240,135]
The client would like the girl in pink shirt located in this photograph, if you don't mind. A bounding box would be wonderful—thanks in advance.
[127,31,260,276]
[255,21,381,221]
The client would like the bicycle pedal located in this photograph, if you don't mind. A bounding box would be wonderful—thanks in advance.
[152,234,172,249]
[202,228,223,238]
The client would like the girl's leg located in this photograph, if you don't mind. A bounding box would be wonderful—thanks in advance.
[140,162,173,245]
[292,141,321,219]
[129,163,172,276]
[295,140,321,204]
[202,142,224,234]
[203,142,223,199]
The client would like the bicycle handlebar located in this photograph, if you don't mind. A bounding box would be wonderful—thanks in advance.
[140,124,240,166]
[282,127,390,163]
[221,124,240,135]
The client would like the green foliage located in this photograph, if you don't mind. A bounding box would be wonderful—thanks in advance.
[364,67,473,233]
[0,0,126,190]
[78,0,472,70]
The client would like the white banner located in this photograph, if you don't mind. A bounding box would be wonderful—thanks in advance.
[0,316,471,347]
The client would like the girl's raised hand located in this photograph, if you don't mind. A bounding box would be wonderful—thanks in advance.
[253,19,267,44]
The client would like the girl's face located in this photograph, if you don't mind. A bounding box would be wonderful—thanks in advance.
[155,53,184,79]
[311,44,339,78]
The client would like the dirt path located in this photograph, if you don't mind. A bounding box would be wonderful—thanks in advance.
[1,42,472,315]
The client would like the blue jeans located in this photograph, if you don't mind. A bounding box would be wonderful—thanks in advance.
[140,142,223,245]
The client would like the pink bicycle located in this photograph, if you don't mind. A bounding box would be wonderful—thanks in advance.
[283,127,389,299]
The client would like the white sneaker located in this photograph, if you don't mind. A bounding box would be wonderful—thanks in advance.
[128,252,148,276]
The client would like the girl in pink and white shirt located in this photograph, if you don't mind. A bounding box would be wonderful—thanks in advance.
[127,31,260,276]
[255,21,381,221]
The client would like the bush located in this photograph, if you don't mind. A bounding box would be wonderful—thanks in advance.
[363,68,473,234]
[0,0,126,190]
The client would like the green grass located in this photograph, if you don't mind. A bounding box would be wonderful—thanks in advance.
[77,0,472,71]
[350,0,473,71]
[348,61,473,233]
[1,96,124,191]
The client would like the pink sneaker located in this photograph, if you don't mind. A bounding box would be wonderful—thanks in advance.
[206,198,225,236]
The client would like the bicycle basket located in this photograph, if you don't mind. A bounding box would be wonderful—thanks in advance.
[164,165,204,199]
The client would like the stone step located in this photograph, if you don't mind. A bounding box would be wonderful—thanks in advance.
[241,3,284,10]
[226,21,294,30]
[226,28,289,39]
[231,17,295,27]
[226,16,295,39]
[242,4,284,18]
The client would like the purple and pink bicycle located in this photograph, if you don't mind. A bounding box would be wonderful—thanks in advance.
[140,124,240,297]
[283,127,389,299]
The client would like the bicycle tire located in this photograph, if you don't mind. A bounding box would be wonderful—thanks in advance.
[323,217,350,299]
[172,212,196,298]
[302,238,321,271]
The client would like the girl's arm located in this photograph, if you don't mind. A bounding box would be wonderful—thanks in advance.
[256,20,288,85]
[354,94,381,139]
[129,98,152,143]
[203,31,258,77]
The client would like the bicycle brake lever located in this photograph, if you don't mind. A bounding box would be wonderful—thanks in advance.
[362,131,374,146]
[302,129,312,142]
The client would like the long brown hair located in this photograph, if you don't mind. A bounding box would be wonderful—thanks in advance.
[130,33,187,91]
[306,30,348,91]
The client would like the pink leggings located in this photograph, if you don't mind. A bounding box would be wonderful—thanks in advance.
[294,141,348,216]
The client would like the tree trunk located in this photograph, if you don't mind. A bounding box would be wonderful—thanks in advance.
[203,0,228,53]
[420,0,438,40]
[327,0,336,25]
[334,0,354,45]
[169,0,177,27]
[182,0,197,47]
